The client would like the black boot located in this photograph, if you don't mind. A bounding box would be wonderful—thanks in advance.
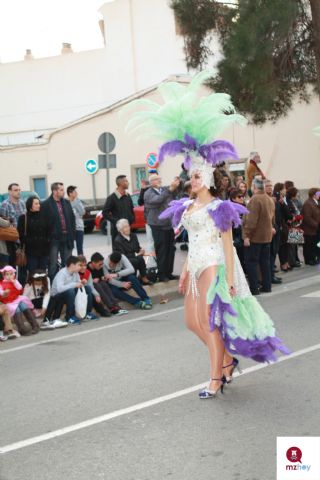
[13,312,32,336]
[23,309,40,334]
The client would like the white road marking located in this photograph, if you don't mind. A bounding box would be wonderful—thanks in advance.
[301,290,320,298]
[1,341,320,454]
[0,306,184,355]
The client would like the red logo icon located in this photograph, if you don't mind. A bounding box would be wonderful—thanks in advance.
[286,447,302,463]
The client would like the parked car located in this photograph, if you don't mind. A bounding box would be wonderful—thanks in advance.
[82,201,105,233]
[95,192,146,235]
[0,191,39,206]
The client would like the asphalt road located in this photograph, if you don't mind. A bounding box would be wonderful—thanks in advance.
[1,266,319,480]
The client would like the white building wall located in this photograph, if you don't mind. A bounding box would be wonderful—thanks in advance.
[0,0,189,134]
[0,86,319,200]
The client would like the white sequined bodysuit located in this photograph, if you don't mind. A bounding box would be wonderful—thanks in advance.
[181,201,224,296]
[181,200,251,299]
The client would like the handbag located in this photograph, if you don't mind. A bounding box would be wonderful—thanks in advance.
[15,214,27,267]
[75,287,88,319]
[145,255,158,283]
[0,225,19,242]
[287,227,304,244]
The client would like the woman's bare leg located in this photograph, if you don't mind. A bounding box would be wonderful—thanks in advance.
[197,266,226,391]
[184,275,207,344]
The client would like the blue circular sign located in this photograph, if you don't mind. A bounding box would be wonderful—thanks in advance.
[85,159,98,175]
[146,152,158,169]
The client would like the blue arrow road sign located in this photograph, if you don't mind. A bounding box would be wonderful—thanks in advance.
[85,159,98,175]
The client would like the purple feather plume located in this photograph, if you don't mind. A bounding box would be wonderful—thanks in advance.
[209,293,290,363]
[159,198,192,227]
[199,140,238,166]
[184,133,198,151]
[208,200,248,232]
[158,140,185,164]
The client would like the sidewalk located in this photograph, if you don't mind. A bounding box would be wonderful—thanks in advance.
[82,232,319,305]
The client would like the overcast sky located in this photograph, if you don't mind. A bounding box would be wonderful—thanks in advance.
[0,0,105,63]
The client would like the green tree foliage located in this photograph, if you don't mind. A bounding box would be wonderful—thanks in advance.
[170,0,318,123]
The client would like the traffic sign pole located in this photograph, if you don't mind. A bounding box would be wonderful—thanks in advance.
[97,132,117,247]
[106,134,111,246]
[92,175,97,207]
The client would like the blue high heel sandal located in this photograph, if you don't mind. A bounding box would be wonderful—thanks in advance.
[198,377,225,399]
[223,357,242,384]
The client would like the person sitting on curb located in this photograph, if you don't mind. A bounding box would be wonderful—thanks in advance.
[113,218,153,285]
[47,255,97,325]
[103,252,152,310]
[0,303,19,339]
[78,255,109,318]
[0,265,39,335]
[87,252,128,316]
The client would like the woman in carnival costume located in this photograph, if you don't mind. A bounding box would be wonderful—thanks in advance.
[125,72,289,399]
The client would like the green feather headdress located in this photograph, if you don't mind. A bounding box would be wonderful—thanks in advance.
[123,71,246,170]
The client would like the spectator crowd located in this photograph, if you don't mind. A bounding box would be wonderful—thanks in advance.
[1,154,319,341]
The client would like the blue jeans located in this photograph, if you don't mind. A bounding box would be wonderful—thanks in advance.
[48,240,73,281]
[53,288,76,320]
[75,230,84,255]
[16,301,29,313]
[109,274,149,305]
[27,255,48,274]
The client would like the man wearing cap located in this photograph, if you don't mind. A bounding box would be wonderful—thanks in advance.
[67,186,85,255]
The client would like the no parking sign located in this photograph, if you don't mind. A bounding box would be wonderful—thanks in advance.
[146,152,158,173]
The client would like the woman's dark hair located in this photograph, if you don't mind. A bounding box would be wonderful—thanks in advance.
[26,196,39,212]
[286,187,298,200]
[211,169,226,198]
[229,188,243,201]
[284,180,294,190]
[27,270,49,294]
[273,182,284,195]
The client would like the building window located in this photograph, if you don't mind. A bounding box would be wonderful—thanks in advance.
[30,176,47,200]
[132,166,147,191]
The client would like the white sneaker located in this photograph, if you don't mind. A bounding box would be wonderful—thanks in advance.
[0,331,8,341]
[40,320,56,330]
[51,319,68,328]
[115,309,129,316]
[6,330,20,339]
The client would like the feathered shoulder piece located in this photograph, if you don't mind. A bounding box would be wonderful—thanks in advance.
[207,200,248,232]
[159,198,193,228]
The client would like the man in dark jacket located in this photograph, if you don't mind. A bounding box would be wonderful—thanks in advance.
[144,174,180,282]
[41,182,75,280]
[265,180,282,284]
[102,175,134,246]
[301,188,320,265]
